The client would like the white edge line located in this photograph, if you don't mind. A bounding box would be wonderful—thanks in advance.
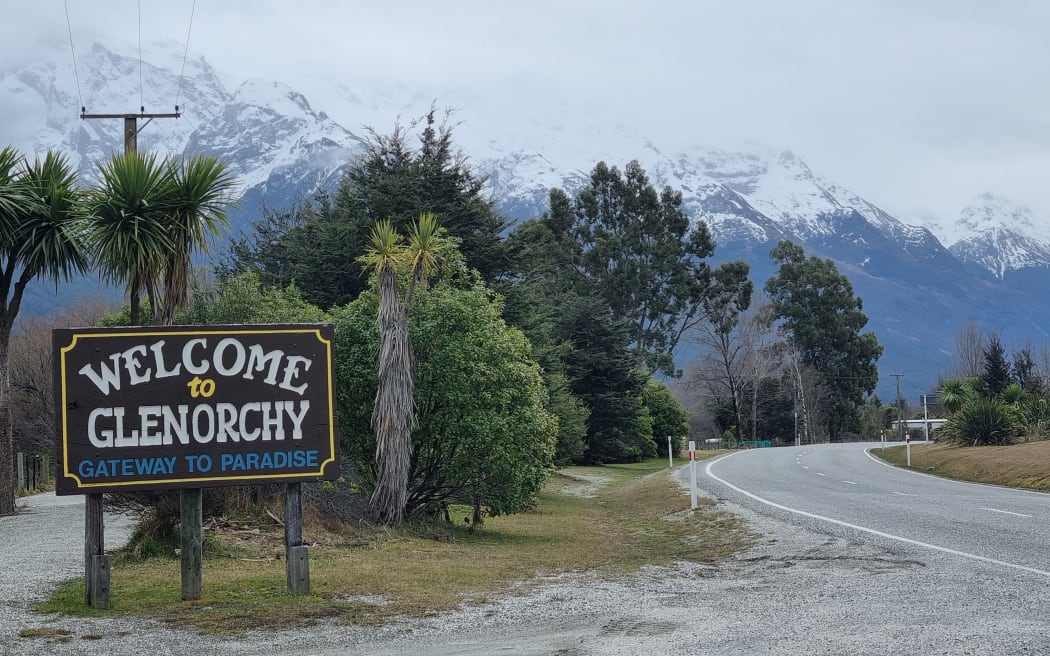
[864,447,1050,498]
[981,508,1032,518]
[841,480,858,485]
[892,492,918,497]
[705,451,1050,579]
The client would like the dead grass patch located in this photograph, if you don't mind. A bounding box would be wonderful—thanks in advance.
[873,441,1050,490]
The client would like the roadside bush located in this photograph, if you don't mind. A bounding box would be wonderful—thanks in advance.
[333,282,557,522]
[939,397,1021,446]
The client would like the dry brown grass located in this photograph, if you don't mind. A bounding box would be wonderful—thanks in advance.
[37,454,753,634]
[874,441,1050,490]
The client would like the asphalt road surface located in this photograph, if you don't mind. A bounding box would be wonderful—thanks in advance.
[703,442,1050,578]
[3,444,1050,655]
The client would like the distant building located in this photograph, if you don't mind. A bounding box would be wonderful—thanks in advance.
[890,418,947,432]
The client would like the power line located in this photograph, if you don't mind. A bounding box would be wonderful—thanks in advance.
[175,0,197,111]
[63,0,84,111]
[138,0,144,111]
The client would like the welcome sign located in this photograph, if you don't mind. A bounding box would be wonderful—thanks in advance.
[54,324,339,495]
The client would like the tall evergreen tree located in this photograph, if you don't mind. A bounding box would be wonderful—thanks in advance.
[561,161,717,375]
[221,110,506,309]
[558,295,655,463]
[764,241,882,440]
[980,333,1012,397]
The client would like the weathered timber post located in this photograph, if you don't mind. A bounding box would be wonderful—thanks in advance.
[84,493,109,607]
[181,488,203,600]
[285,482,310,595]
[16,452,25,494]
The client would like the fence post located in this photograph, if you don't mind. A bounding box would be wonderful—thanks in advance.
[285,482,310,595]
[85,493,106,606]
[181,488,203,600]
[16,452,25,495]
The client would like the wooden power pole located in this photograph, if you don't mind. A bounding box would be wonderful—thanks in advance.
[78,105,182,608]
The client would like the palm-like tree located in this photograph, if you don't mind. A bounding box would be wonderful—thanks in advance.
[938,378,975,416]
[358,213,450,524]
[86,151,236,327]
[155,154,236,325]
[87,151,174,325]
[0,148,88,514]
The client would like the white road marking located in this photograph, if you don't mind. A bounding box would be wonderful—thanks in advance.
[892,492,919,497]
[706,451,1050,579]
[817,472,826,477]
[841,480,858,485]
[981,508,1031,518]
[802,466,810,470]
[864,448,1050,498]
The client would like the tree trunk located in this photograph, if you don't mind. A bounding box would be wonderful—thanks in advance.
[370,264,414,525]
[0,324,15,515]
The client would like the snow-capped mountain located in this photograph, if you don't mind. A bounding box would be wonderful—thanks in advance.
[0,40,358,205]
[5,41,1050,401]
[941,194,1050,279]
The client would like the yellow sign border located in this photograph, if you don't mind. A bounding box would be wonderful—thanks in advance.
[57,326,337,491]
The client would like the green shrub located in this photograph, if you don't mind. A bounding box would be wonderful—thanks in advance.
[940,397,1020,446]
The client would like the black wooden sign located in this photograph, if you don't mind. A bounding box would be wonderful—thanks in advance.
[53,324,339,495]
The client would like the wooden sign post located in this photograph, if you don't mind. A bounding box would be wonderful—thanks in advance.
[54,324,339,606]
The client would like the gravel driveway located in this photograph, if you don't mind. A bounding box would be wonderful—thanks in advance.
[2,469,1048,655]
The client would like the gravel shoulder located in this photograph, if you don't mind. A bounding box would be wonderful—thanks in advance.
[3,471,1049,655]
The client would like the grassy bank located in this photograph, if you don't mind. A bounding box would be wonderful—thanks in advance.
[36,454,753,635]
[872,441,1050,490]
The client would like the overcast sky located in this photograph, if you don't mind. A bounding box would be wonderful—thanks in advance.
[6,1,1050,224]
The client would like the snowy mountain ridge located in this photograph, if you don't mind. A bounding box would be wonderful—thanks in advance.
[7,41,1050,401]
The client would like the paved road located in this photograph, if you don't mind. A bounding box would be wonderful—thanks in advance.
[703,442,1050,577]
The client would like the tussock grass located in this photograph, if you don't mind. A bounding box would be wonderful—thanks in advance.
[37,453,751,634]
[873,441,1050,490]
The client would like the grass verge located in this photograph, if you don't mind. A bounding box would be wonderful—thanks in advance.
[35,454,752,635]
[872,441,1050,490]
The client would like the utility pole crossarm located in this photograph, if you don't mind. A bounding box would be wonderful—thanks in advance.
[79,112,181,119]
[79,107,181,155]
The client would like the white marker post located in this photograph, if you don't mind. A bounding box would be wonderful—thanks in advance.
[906,434,912,467]
[688,440,698,509]
[667,436,673,468]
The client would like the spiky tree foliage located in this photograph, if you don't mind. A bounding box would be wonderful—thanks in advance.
[155,154,236,325]
[938,378,977,416]
[939,397,1020,446]
[357,213,452,524]
[0,148,88,514]
[86,151,174,325]
[87,152,236,327]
